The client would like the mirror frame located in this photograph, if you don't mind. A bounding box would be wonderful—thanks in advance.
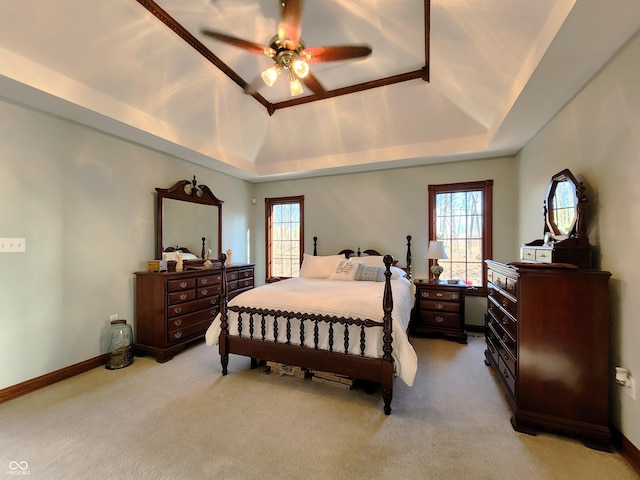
[544,168,587,239]
[156,176,223,259]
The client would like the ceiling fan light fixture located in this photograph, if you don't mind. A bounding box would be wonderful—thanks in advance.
[289,71,304,96]
[292,59,309,78]
[261,65,282,87]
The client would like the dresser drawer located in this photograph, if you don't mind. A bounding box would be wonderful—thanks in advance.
[197,285,219,298]
[486,333,500,367]
[167,319,213,344]
[487,297,517,339]
[488,286,517,318]
[521,247,536,262]
[235,268,254,280]
[498,356,516,398]
[232,277,254,291]
[167,277,196,292]
[168,296,219,318]
[168,289,196,305]
[168,308,218,334]
[488,272,517,295]
[417,310,460,329]
[198,274,221,287]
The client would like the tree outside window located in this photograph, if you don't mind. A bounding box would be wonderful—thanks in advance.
[428,181,492,294]
[266,196,304,281]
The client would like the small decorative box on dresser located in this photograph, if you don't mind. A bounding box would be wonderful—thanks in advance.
[135,264,254,362]
[485,259,611,450]
[410,280,468,344]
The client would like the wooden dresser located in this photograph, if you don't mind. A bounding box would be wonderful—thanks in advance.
[134,264,254,362]
[485,260,611,450]
[410,280,468,343]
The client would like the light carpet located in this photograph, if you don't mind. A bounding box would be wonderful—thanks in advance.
[0,335,637,480]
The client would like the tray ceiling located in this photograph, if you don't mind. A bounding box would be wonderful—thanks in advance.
[1,1,640,181]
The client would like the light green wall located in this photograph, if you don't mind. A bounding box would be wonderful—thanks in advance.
[517,32,640,445]
[252,157,519,328]
[0,99,251,390]
[2,29,639,450]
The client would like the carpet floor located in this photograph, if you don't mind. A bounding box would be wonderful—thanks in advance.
[0,334,637,479]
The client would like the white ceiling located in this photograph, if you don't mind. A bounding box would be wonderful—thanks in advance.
[1,0,640,182]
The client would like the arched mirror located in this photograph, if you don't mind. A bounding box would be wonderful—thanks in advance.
[544,168,585,239]
[156,177,223,261]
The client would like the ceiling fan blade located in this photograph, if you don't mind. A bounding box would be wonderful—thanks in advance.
[201,29,275,57]
[301,45,372,64]
[278,0,302,50]
[300,71,326,96]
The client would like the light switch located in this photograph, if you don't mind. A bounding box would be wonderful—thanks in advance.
[0,238,26,253]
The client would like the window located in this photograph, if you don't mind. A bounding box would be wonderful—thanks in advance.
[266,196,304,281]
[428,181,493,294]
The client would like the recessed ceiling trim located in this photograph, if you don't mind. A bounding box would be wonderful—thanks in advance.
[136,0,430,115]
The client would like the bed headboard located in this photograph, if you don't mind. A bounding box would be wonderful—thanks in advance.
[311,235,412,280]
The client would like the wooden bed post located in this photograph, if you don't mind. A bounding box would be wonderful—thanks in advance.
[406,235,412,281]
[218,253,229,375]
[382,254,394,415]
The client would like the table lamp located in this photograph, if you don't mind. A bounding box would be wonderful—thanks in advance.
[426,240,448,281]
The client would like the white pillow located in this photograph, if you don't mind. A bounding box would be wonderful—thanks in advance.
[329,260,360,281]
[349,255,385,267]
[390,266,407,279]
[299,254,344,279]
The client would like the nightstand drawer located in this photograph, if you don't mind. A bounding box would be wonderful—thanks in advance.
[417,311,460,329]
[419,299,460,313]
[417,289,461,302]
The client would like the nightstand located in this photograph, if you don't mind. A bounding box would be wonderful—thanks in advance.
[410,279,468,344]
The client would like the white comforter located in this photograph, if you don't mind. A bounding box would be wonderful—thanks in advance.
[205,276,417,386]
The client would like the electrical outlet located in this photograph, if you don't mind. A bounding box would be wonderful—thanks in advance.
[625,376,636,400]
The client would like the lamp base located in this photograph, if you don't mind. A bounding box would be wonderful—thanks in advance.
[430,262,444,281]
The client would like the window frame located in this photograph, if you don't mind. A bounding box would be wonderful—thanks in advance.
[428,180,493,296]
[265,195,304,283]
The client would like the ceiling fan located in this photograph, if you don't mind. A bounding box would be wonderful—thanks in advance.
[201,0,372,97]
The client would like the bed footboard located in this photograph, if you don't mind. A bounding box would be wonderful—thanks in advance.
[217,253,396,415]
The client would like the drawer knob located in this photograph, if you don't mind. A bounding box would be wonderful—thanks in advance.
[210,297,218,305]
[174,319,182,327]
[502,316,508,325]
[180,281,188,289]
[174,331,182,339]
[502,335,508,343]
[435,316,444,323]
[436,292,444,297]
[202,278,208,285]
[436,303,444,310]
[179,293,187,301]
[201,289,208,295]
[174,307,182,314]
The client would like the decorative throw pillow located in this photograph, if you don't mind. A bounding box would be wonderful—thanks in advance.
[355,265,385,282]
[329,260,360,281]
[299,254,344,279]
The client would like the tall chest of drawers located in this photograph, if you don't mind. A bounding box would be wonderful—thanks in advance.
[135,264,254,362]
[484,260,611,450]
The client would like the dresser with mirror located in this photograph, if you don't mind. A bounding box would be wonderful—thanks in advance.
[134,178,254,362]
[485,168,611,450]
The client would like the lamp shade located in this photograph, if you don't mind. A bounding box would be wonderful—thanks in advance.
[425,240,448,260]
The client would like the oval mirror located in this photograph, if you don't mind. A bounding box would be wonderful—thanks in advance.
[545,169,580,238]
